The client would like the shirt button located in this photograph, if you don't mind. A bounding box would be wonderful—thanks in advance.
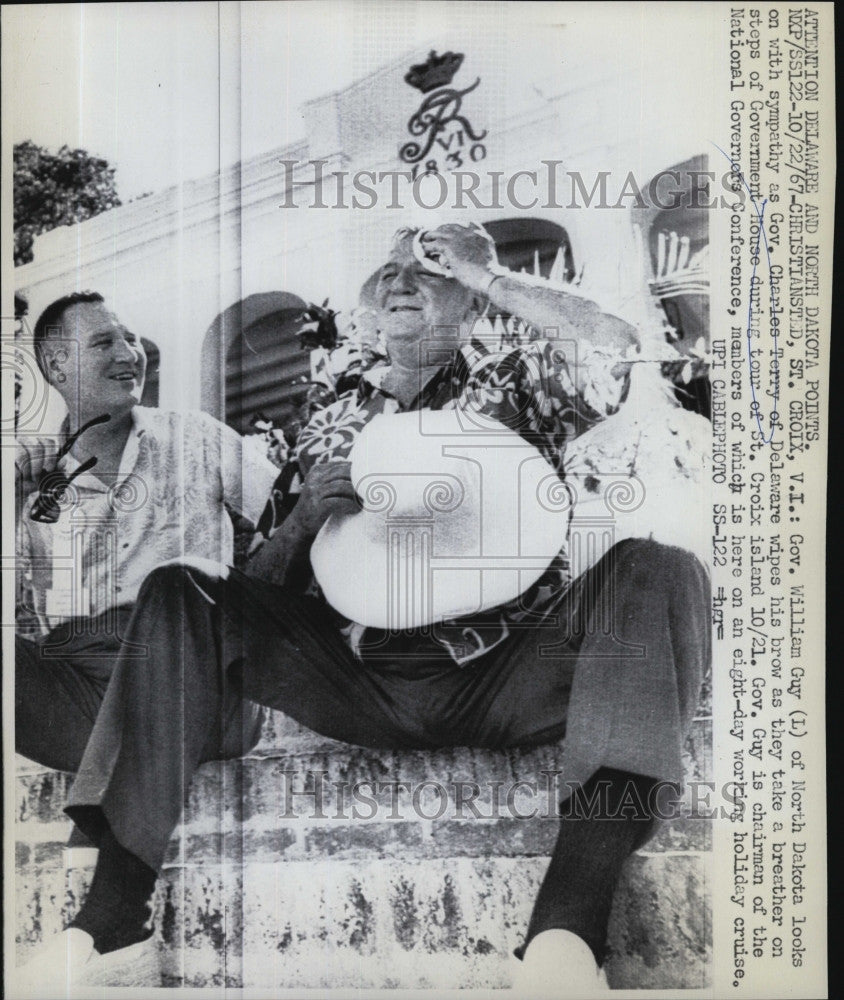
[116,586,122,593]
[122,542,130,548]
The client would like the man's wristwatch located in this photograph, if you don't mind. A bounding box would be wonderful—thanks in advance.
[478,268,505,298]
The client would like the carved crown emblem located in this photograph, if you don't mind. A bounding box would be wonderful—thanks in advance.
[404,50,464,92]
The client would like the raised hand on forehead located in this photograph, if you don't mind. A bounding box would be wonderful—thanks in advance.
[417,223,500,292]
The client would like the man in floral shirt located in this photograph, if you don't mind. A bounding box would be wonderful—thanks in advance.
[286,322,627,666]
[24,227,709,995]
[259,225,636,666]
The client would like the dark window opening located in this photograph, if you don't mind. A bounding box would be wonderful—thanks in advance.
[483,218,575,284]
[140,338,160,407]
[225,309,310,437]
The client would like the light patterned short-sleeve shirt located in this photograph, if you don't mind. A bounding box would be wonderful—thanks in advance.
[17,407,278,634]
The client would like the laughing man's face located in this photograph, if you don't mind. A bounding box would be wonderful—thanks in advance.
[374,235,475,354]
[45,302,147,418]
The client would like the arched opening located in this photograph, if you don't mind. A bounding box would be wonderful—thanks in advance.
[483,217,574,282]
[201,292,310,568]
[225,311,312,435]
[201,291,309,433]
[473,218,574,346]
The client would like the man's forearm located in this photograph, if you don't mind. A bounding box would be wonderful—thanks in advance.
[484,270,637,355]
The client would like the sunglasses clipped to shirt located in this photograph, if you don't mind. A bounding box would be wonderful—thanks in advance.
[29,414,111,523]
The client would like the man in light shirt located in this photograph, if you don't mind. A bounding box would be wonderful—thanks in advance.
[15,291,278,783]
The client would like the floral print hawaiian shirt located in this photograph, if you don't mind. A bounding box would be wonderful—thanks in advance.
[271,338,629,665]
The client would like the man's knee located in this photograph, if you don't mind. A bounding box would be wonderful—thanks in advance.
[138,559,229,606]
[608,538,708,598]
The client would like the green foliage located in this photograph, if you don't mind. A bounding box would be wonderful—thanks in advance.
[13,141,121,265]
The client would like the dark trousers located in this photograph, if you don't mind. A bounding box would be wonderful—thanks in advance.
[16,608,264,778]
[16,611,127,774]
[58,539,709,877]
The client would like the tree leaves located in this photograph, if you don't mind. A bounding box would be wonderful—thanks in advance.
[13,141,121,265]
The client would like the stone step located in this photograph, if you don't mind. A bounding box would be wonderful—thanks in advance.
[16,853,710,990]
[15,716,712,831]
[14,712,712,990]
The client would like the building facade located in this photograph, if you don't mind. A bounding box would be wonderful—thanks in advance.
[15,36,712,434]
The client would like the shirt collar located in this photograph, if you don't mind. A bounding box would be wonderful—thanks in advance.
[58,407,147,489]
[357,364,389,400]
[355,342,487,406]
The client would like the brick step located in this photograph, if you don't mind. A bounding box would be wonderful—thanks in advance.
[15,711,712,989]
[16,854,710,989]
[16,716,711,830]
